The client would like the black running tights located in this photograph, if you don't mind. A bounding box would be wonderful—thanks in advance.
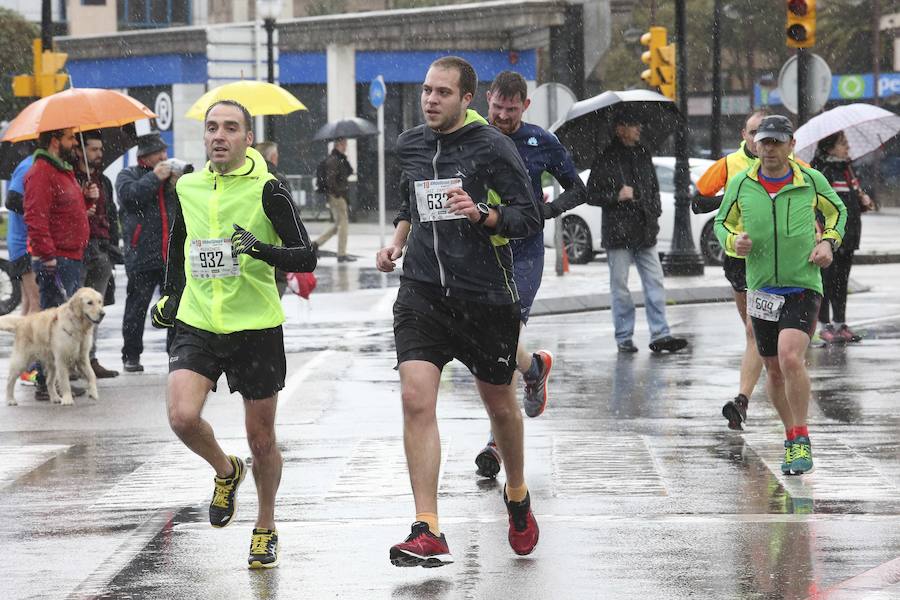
[819,248,854,324]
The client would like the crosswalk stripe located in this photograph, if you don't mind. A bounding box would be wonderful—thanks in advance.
[552,434,668,497]
[743,433,899,501]
[0,444,71,487]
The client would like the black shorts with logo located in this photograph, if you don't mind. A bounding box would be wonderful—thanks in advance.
[750,289,822,357]
[722,255,747,293]
[393,281,521,385]
[168,322,286,400]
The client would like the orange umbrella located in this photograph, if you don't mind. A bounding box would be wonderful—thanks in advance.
[1,88,157,143]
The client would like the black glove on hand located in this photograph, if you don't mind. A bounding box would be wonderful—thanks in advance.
[232,224,267,258]
[541,202,558,220]
[151,295,178,329]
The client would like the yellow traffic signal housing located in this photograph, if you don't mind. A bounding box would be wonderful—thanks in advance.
[640,26,667,88]
[12,39,69,98]
[657,43,676,100]
[786,0,816,48]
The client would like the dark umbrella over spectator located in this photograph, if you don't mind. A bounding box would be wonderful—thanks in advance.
[313,117,377,141]
[551,89,680,169]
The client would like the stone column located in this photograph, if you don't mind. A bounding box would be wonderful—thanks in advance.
[326,43,357,169]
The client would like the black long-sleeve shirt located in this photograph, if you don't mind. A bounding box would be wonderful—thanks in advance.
[163,178,316,298]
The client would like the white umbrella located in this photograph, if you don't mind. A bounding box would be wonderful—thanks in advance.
[794,103,900,162]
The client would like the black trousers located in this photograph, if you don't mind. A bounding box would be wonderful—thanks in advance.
[122,268,165,361]
[819,247,855,324]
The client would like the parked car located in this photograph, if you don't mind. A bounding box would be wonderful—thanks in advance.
[543,157,725,265]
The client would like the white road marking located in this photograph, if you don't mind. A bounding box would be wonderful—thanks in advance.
[0,444,70,487]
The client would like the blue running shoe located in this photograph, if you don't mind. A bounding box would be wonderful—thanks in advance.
[790,436,813,475]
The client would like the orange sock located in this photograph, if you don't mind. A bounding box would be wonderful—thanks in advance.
[505,482,528,503]
[415,512,439,536]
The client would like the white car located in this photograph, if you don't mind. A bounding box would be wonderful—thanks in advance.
[543,157,725,265]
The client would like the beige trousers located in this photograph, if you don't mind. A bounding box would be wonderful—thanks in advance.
[315,195,349,257]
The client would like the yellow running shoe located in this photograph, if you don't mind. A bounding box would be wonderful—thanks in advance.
[209,455,246,528]
[248,528,279,569]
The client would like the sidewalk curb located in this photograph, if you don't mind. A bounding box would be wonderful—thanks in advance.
[530,285,735,317]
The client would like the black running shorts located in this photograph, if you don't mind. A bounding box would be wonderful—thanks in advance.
[168,322,286,400]
[393,282,521,385]
[751,289,821,357]
[722,255,747,293]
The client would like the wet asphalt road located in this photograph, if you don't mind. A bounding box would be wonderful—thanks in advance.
[1,263,899,599]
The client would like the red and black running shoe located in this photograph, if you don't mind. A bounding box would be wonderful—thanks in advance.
[389,521,454,568]
[504,489,539,555]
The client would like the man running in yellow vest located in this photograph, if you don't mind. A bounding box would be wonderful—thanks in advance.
[151,100,317,569]
[695,109,768,430]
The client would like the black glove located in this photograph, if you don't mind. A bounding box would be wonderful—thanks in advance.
[151,295,179,329]
[541,202,558,220]
[232,223,267,258]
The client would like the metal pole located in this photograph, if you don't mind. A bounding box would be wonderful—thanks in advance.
[662,0,704,276]
[874,0,882,106]
[41,0,52,51]
[377,78,386,250]
[265,18,275,141]
[548,84,564,276]
[797,48,808,125]
[254,15,263,137]
[710,0,722,158]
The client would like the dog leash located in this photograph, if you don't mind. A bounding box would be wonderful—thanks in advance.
[53,272,69,301]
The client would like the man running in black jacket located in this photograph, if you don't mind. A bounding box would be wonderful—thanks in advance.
[376,56,542,567]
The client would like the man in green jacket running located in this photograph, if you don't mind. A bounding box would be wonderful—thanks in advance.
[152,100,317,568]
[715,115,846,476]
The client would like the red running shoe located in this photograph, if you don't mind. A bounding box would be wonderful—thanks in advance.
[389,521,454,568]
[504,489,539,555]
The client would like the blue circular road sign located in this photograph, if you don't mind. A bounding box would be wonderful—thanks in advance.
[369,76,386,109]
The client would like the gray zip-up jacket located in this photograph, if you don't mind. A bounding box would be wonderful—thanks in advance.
[394,110,541,305]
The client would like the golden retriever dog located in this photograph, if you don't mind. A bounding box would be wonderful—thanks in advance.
[0,287,105,406]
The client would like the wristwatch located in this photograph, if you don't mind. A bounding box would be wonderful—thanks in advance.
[476,202,490,225]
[821,238,837,252]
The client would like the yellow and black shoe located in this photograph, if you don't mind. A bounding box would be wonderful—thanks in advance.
[248,528,280,569]
[209,455,246,528]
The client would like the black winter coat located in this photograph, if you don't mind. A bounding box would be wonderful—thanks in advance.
[115,165,178,273]
[810,156,863,251]
[586,138,661,250]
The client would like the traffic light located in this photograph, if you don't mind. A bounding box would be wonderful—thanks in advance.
[640,26,675,100]
[657,43,676,100]
[12,39,69,98]
[640,26,666,88]
[786,0,816,48]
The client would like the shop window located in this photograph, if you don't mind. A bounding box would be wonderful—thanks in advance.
[117,0,191,29]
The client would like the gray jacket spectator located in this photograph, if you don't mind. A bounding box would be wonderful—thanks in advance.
[114,133,179,372]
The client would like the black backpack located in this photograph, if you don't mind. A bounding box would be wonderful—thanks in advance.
[315,158,328,194]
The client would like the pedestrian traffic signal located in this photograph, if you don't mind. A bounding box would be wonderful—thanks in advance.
[657,43,676,100]
[786,0,816,48]
[12,39,69,98]
[640,26,667,88]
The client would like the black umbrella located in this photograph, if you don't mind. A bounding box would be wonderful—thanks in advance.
[551,90,681,170]
[0,122,139,180]
[313,117,378,142]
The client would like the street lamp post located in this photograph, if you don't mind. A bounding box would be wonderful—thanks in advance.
[710,0,723,159]
[257,0,283,140]
[662,0,705,276]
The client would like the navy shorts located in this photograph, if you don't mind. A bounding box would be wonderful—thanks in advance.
[751,289,821,357]
[168,322,286,400]
[509,233,545,324]
[393,282,521,385]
